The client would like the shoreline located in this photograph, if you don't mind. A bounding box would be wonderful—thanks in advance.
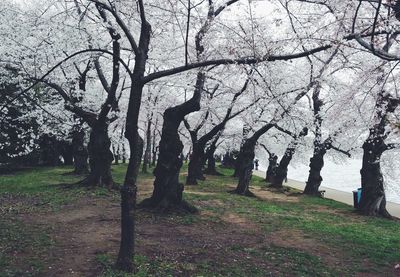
[253,170,400,218]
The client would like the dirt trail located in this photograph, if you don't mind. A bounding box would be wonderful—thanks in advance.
[14,179,397,276]
[22,196,276,276]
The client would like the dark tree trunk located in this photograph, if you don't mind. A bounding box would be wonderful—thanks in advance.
[357,91,400,217]
[304,84,327,196]
[303,149,326,196]
[139,71,204,213]
[72,128,89,174]
[205,154,217,174]
[151,145,158,167]
[60,142,74,165]
[142,119,152,173]
[232,123,274,195]
[39,134,62,166]
[270,155,290,189]
[204,148,219,176]
[122,144,127,164]
[139,100,200,212]
[266,154,278,183]
[116,128,143,272]
[231,140,256,196]
[359,139,390,217]
[186,144,206,185]
[270,127,308,188]
[203,136,221,175]
[81,122,115,188]
[222,151,236,168]
[151,125,158,167]
[233,154,241,177]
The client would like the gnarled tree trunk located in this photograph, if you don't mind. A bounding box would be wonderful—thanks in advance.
[139,72,204,213]
[82,121,115,188]
[186,143,206,185]
[232,124,273,196]
[303,149,326,196]
[359,139,390,217]
[231,140,256,196]
[357,92,400,217]
[270,127,308,188]
[266,154,278,183]
[203,142,221,175]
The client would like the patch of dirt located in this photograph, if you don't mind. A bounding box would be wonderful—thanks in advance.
[0,193,46,215]
[9,176,397,277]
[251,186,300,203]
[20,194,279,276]
[268,229,345,267]
[22,197,120,276]
[221,213,261,231]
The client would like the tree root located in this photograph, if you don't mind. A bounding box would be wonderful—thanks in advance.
[59,176,120,191]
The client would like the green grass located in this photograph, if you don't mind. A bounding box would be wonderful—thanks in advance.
[0,164,133,276]
[0,218,54,277]
[1,164,399,276]
[184,166,400,274]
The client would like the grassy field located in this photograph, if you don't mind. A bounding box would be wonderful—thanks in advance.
[0,164,399,276]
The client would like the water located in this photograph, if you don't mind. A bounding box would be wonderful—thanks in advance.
[259,159,400,204]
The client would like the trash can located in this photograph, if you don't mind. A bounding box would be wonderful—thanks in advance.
[352,188,362,209]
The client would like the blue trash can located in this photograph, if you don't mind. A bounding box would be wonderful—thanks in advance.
[352,188,362,209]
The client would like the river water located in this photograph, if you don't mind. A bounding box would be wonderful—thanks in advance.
[259,159,400,204]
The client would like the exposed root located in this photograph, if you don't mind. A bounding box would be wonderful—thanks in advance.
[59,176,120,191]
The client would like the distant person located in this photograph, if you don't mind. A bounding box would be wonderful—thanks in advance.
[254,159,259,170]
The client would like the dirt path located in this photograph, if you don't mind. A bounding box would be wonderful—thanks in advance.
[12,178,398,276]
[20,194,280,276]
